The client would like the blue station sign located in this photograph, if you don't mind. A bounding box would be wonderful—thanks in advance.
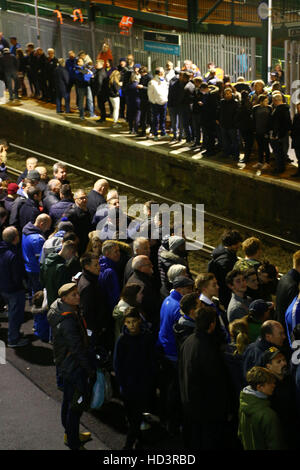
[143,31,181,56]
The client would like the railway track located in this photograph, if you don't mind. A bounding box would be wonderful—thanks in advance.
[5,143,300,278]
[7,142,300,250]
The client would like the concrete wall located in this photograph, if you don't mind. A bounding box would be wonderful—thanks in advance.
[1,105,300,243]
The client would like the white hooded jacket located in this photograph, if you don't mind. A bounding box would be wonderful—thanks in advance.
[147,75,169,105]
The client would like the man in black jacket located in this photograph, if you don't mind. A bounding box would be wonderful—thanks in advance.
[86,178,109,219]
[137,66,153,136]
[47,282,95,450]
[178,306,234,450]
[275,250,300,326]
[217,87,240,160]
[270,93,292,174]
[126,255,161,334]
[94,59,108,122]
[64,189,93,256]
[18,186,42,231]
[42,179,61,214]
[77,252,113,351]
[179,71,195,144]
[54,58,70,113]
[0,48,19,101]
[208,229,243,308]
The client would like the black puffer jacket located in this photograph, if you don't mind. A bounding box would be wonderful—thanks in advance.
[47,299,94,378]
[208,245,238,308]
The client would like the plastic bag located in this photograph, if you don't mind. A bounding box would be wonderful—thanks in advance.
[90,369,106,410]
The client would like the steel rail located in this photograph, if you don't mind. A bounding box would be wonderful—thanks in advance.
[9,142,300,251]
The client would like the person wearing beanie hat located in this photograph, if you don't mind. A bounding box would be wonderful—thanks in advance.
[4,183,19,215]
[39,219,74,264]
[0,45,19,100]
[158,235,191,299]
[262,346,299,449]
[47,281,95,450]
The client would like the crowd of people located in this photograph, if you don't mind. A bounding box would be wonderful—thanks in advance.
[0,33,299,176]
[0,137,300,451]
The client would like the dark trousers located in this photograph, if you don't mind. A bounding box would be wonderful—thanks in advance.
[158,356,182,431]
[0,290,25,345]
[120,94,126,119]
[203,123,216,153]
[240,129,254,161]
[61,380,83,449]
[37,73,47,99]
[61,368,88,450]
[169,106,182,139]
[192,113,202,145]
[221,128,240,159]
[122,397,144,449]
[151,103,167,136]
[183,418,235,450]
[256,134,270,163]
[180,106,193,142]
[127,105,141,132]
[270,138,285,172]
[140,100,151,133]
[4,72,19,100]
[56,92,70,113]
[97,93,107,120]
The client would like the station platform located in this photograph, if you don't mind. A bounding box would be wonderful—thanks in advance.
[0,97,300,242]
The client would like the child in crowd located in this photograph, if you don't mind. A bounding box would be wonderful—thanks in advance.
[239,367,286,450]
[238,366,286,450]
[113,306,157,449]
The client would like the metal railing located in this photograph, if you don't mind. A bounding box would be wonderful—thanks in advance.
[0,8,256,81]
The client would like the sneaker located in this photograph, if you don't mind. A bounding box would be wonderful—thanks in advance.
[252,162,262,169]
[8,337,30,348]
[261,163,271,170]
[64,432,92,446]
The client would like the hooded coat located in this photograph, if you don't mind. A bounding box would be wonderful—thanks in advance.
[47,298,93,379]
[208,244,238,308]
[0,240,25,293]
[22,222,45,273]
[40,252,73,307]
[178,329,233,423]
[238,386,286,450]
[98,256,120,314]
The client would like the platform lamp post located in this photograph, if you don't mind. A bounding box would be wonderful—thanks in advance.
[34,0,41,47]
[267,0,272,83]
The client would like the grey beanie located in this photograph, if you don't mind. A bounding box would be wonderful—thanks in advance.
[168,235,185,252]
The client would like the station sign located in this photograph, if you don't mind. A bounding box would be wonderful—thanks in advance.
[143,31,181,56]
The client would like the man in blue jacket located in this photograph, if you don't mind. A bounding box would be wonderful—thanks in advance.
[0,226,28,347]
[22,214,51,300]
[157,275,194,435]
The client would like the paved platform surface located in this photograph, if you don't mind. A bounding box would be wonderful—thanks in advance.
[2,96,300,189]
[0,359,108,450]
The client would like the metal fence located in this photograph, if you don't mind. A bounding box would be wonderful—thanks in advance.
[0,9,256,81]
